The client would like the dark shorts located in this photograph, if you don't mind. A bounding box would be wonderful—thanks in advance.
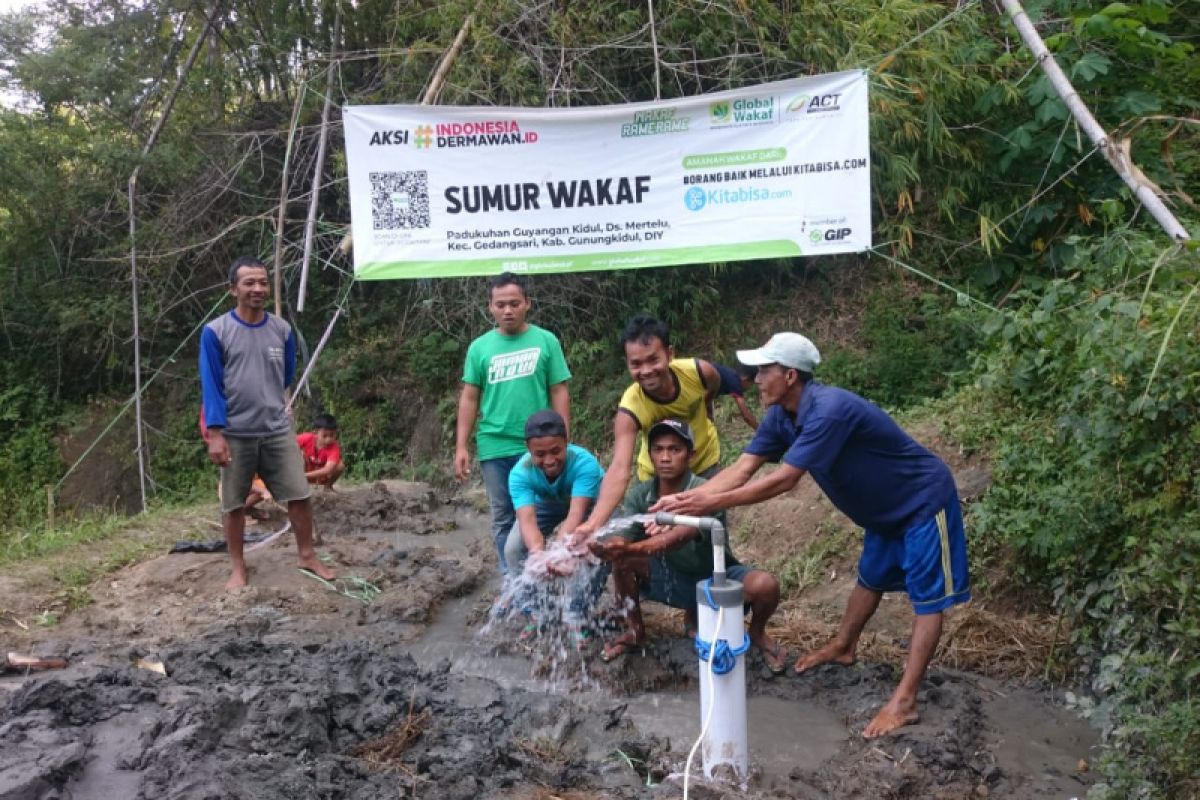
[642,559,753,611]
[220,432,311,513]
[857,493,970,615]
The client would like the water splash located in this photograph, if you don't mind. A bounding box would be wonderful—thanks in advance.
[591,514,655,540]
[480,521,650,687]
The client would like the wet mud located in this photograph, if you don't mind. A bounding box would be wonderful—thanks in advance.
[1,482,1096,799]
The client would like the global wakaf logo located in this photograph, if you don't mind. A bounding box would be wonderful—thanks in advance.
[709,101,731,125]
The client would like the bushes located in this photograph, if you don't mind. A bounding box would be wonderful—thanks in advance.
[961,232,1200,796]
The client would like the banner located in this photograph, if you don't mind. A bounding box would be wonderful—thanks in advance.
[343,70,870,280]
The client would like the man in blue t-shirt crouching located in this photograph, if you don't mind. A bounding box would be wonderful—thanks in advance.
[653,332,969,739]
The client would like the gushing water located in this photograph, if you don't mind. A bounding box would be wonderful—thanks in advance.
[482,516,652,685]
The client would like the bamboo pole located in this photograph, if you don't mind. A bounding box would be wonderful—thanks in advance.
[998,0,1190,241]
[272,84,307,317]
[285,304,345,414]
[127,5,220,513]
[297,12,341,313]
[421,14,473,105]
[647,0,661,101]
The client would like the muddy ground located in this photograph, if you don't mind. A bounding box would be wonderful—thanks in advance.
[1,480,1096,799]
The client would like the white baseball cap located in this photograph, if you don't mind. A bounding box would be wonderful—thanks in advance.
[737,332,821,372]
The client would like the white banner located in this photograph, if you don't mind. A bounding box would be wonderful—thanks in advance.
[343,70,870,279]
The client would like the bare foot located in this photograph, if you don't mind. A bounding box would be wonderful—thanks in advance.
[793,639,857,673]
[862,699,919,738]
[298,557,336,581]
[225,565,248,592]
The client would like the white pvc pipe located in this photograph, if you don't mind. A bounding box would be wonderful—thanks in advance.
[697,592,748,779]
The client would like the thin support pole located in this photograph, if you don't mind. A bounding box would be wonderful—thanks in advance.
[647,0,661,100]
[298,12,341,313]
[285,304,345,413]
[998,0,1190,241]
[127,5,220,513]
[273,83,307,317]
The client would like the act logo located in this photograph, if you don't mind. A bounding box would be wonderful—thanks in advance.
[709,101,731,125]
[786,95,809,113]
[684,187,707,211]
[413,124,433,149]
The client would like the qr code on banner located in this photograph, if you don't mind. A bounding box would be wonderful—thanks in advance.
[370,171,430,230]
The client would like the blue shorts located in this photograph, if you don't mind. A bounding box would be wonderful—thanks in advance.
[642,559,753,611]
[857,493,970,615]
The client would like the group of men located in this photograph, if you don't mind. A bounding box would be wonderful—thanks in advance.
[455,272,970,739]
[199,258,969,740]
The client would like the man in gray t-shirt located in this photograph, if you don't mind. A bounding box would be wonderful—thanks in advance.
[199,256,336,591]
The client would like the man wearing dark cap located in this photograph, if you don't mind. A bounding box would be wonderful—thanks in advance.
[589,418,783,669]
[653,332,969,739]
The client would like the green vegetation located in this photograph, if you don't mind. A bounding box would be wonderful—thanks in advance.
[0,0,1197,795]
[765,520,857,595]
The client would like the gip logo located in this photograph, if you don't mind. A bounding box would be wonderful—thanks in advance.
[684,187,707,211]
[809,229,823,244]
[709,101,731,125]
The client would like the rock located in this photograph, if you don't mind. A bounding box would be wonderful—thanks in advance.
[984,764,1003,784]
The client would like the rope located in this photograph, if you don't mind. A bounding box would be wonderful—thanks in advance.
[867,246,1001,312]
[694,631,751,676]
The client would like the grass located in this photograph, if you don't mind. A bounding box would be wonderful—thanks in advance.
[766,520,856,594]
[0,499,215,625]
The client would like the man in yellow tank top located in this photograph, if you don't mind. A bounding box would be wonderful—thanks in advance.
[572,315,721,540]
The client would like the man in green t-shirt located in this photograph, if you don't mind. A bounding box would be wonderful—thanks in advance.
[455,272,572,577]
[588,418,784,670]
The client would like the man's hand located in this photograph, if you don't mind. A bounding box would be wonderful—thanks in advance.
[651,490,713,516]
[206,429,231,467]
[643,521,677,538]
[566,520,597,550]
[588,536,629,561]
[454,448,471,482]
[526,548,579,577]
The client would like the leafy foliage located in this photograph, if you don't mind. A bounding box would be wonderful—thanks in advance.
[0,1,1197,794]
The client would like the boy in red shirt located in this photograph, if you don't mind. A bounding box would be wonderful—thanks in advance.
[297,414,345,488]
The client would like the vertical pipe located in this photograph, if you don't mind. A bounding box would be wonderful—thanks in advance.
[696,581,749,780]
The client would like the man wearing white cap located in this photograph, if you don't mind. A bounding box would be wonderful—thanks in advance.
[653,332,968,739]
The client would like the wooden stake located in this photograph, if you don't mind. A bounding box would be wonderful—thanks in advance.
[45,485,54,529]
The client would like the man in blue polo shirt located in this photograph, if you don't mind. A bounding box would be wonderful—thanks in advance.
[653,332,968,739]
